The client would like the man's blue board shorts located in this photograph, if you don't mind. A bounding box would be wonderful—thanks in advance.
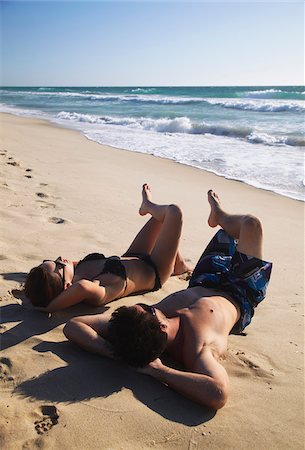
[188,229,273,333]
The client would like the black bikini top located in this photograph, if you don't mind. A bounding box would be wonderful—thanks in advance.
[76,253,127,283]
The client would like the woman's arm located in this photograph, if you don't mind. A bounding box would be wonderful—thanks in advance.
[45,280,107,313]
[63,314,114,359]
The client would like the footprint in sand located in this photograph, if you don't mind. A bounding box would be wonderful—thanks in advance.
[39,183,48,187]
[24,168,33,179]
[37,200,56,209]
[36,192,49,198]
[48,217,66,224]
[0,357,15,382]
[223,350,274,380]
[22,438,45,449]
[7,161,20,167]
[34,405,59,435]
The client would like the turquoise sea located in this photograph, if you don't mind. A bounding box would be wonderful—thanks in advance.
[1,86,304,201]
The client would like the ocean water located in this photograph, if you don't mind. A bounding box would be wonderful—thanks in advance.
[1,86,304,201]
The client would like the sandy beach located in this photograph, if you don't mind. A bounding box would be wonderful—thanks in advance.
[0,112,304,449]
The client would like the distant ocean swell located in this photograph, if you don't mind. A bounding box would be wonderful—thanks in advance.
[1,89,304,112]
[57,111,305,147]
[205,99,304,113]
[239,88,305,98]
[32,86,305,98]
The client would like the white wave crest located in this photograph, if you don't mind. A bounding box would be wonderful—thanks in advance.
[0,103,47,118]
[130,88,156,93]
[240,89,284,98]
[3,87,304,112]
[239,88,305,99]
[206,98,305,113]
[246,88,282,94]
[56,111,305,147]
[1,88,202,104]
[86,93,201,105]
[56,111,250,138]
[247,132,305,147]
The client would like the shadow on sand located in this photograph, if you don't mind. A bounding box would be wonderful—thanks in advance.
[0,271,28,283]
[0,292,109,351]
[15,340,216,426]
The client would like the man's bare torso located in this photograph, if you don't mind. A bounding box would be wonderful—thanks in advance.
[156,286,241,369]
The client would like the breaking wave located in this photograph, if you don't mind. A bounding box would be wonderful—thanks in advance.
[205,98,304,113]
[56,111,305,146]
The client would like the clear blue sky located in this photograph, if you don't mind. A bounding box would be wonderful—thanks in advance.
[1,1,304,86]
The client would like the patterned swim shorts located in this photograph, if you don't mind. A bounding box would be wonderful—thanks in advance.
[188,229,273,333]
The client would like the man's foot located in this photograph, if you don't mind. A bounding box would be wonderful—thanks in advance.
[207,189,221,227]
[139,184,153,216]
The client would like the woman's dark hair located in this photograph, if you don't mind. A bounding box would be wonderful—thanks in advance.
[24,266,63,307]
[107,306,167,367]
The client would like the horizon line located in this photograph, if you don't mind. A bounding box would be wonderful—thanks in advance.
[1,84,304,88]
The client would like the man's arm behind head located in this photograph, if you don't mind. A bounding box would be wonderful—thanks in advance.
[63,314,114,359]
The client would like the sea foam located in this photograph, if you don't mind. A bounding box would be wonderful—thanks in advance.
[56,111,304,147]
[205,98,304,113]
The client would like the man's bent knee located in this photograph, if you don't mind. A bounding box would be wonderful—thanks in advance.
[242,215,263,235]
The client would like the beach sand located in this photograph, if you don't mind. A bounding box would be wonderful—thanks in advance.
[0,113,304,449]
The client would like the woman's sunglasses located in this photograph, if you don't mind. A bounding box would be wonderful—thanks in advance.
[43,257,66,286]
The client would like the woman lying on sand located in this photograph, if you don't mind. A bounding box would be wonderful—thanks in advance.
[25,184,190,312]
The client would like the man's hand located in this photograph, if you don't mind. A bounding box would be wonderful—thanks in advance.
[136,358,166,377]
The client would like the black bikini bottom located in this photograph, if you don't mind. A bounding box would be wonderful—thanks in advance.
[122,252,162,292]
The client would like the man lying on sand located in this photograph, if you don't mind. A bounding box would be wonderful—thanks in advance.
[64,190,272,409]
[24,185,190,312]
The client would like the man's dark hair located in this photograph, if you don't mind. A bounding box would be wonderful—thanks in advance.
[24,266,63,307]
[107,306,168,367]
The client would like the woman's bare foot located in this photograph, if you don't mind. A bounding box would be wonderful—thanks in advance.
[172,262,193,277]
[171,253,192,277]
[139,184,153,216]
[207,189,221,227]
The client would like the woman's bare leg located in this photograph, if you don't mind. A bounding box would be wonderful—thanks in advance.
[124,216,162,256]
[172,251,192,276]
[139,184,172,220]
[138,184,186,284]
[207,190,263,259]
[124,185,167,255]
[125,185,190,276]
